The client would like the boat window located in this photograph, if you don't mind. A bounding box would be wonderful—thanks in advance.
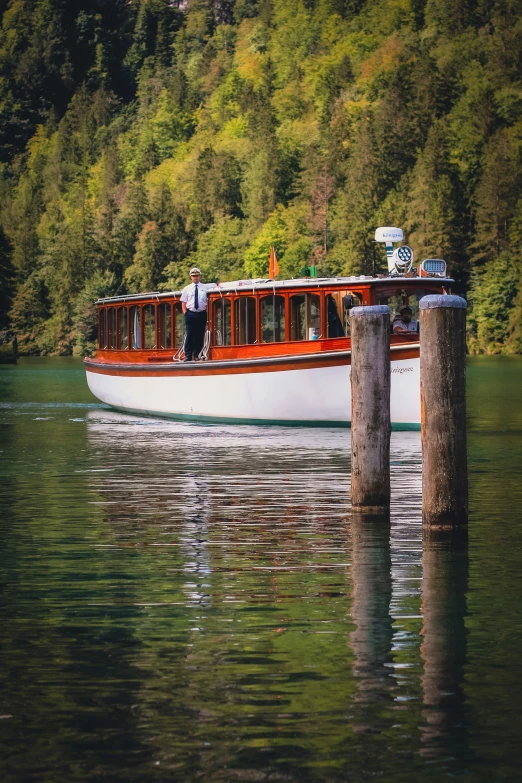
[108,307,116,349]
[99,308,107,349]
[290,293,321,340]
[326,291,359,338]
[213,297,232,346]
[377,293,404,319]
[377,289,426,329]
[261,295,285,343]
[118,307,128,349]
[406,292,428,324]
[143,304,156,349]
[174,301,184,347]
[158,302,172,349]
[234,297,256,345]
[343,291,362,335]
[130,305,141,349]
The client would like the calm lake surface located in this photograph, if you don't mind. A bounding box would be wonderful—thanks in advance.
[1,357,522,782]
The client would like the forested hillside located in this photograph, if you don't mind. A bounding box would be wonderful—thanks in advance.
[0,0,521,355]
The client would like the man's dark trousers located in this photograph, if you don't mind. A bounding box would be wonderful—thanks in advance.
[184,310,207,359]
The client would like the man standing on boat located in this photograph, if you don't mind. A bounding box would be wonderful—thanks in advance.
[181,267,208,361]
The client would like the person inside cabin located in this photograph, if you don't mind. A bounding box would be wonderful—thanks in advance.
[327,294,345,338]
[180,267,209,361]
[392,304,418,334]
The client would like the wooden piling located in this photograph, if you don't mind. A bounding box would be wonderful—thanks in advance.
[350,305,391,513]
[420,295,468,529]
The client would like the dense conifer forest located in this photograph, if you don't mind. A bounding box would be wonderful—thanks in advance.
[0,0,521,355]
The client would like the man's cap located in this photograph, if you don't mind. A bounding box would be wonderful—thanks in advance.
[399,304,412,314]
[190,267,201,275]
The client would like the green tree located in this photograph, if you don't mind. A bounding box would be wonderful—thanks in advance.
[244,202,313,278]
[193,146,242,229]
[473,129,522,264]
[112,181,149,285]
[173,216,247,287]
[0,224,13,327]
[124,182,192,291]
[310,164,335,264]
[8,271,49,353]
[404,120,467,284]
[124,221,165,292]
[330,117,381,275]
[467,251,520,353]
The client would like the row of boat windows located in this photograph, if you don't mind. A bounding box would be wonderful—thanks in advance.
[216,293,325,345]
[99,303,179,350]
[98,291,363,349]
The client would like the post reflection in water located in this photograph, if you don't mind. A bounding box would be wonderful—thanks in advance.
[420,531,469,761]
[350,511,393,711]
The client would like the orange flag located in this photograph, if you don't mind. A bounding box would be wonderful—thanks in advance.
[269,245,280,279]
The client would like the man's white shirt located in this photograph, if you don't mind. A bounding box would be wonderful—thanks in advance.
[392,317,418,333]
[180,282,209,312]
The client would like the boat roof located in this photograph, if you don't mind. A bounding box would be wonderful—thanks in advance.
[95,274,454,305]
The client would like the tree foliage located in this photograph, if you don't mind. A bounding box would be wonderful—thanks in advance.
[0,0,521,353]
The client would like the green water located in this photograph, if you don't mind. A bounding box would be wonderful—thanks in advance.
[0,356,521,782]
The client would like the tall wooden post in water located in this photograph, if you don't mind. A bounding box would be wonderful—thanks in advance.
[420,295,468,529]
[350,305,391,513]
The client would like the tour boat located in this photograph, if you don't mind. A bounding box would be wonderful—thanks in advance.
[85,229,452,428]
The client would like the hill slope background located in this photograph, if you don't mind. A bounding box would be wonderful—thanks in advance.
[0,0,521,354]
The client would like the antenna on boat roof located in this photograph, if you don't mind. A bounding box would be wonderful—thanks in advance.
[374,227,413,275]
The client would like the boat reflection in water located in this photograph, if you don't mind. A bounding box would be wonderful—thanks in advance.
[85,409,470,775]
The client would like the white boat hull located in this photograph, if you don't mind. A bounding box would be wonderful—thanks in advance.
[86,354,420,428]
